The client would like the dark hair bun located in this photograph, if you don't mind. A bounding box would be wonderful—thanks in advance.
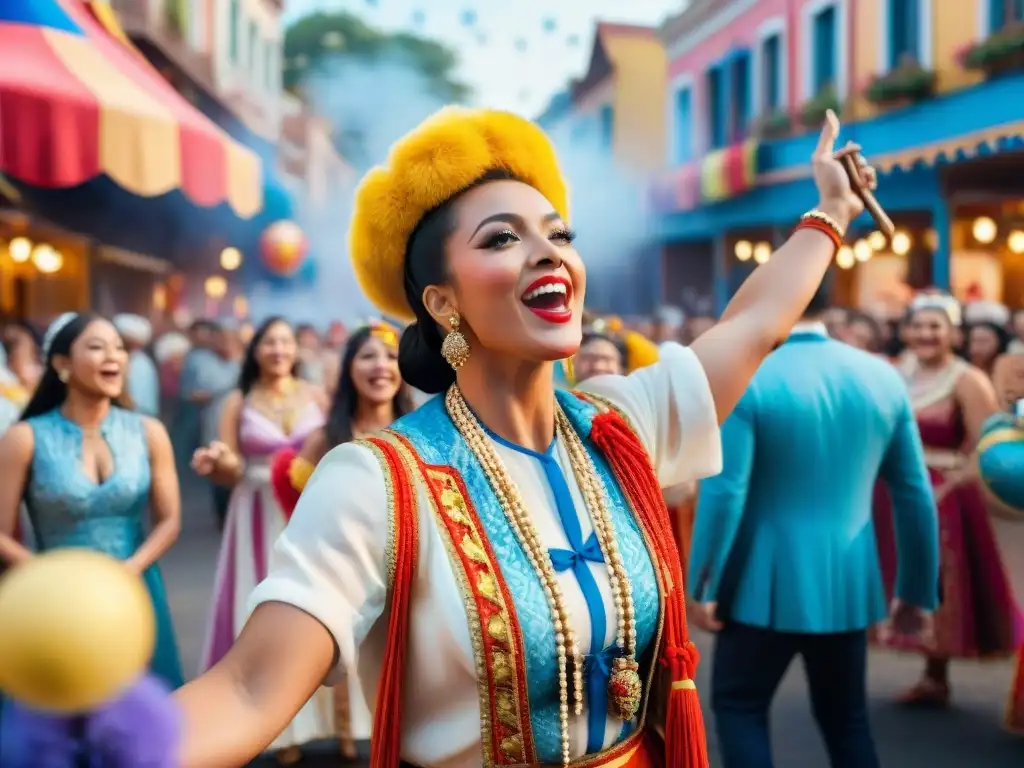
[398,322,456,395]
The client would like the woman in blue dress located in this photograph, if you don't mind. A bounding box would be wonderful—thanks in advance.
[0,312,184,689]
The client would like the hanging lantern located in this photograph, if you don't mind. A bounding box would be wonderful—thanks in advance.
[260,220,308,277]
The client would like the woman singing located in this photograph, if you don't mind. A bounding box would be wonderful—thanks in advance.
[874,294,1022,707]
[90,107,872,767]
[0,313,183,689]
[269,320,410,760]
[192,315,327,762]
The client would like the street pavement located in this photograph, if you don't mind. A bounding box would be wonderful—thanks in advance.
[165,479,1024,767]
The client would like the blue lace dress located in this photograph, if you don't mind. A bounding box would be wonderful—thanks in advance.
[23,407,184,688]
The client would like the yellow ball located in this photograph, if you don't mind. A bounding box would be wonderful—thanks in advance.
[0,549,155,712]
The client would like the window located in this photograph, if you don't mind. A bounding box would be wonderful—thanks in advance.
[812,4,837,94]
[599,104,614,150]
[674,87,693,162]
[889,0,920,68]
[990,0,1024,31]
[228,0,239,63]
[761,33,782,112]
[731,52,751,141]
[708,67,725,150]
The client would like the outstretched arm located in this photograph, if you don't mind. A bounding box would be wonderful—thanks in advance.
[691,112,875,424]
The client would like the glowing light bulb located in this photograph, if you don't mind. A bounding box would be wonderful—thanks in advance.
[853,239,872,262]
[734,240,753,261]
[219,247,242,271]
[1008,230,1024,254]
[891,231,911,256]
[867,231,887,251]
[836,246,855,269]
[8,237,31,263]
[204,276,227,299]
[31,244,63,274]
[753,241,771,264]
[972,216,997,244]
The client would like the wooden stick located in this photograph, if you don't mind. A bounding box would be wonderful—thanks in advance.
[838,152,895,236]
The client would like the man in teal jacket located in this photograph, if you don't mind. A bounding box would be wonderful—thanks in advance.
[687,280,939,768]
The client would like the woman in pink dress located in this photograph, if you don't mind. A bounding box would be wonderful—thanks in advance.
[874,293,1022,707]
[192,316,328,762]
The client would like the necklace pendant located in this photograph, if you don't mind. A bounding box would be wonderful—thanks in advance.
[607,661,642,721]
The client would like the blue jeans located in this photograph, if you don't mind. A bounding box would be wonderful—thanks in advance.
[712,621,879,768]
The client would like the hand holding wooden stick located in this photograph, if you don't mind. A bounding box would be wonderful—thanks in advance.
[837,149,895,236]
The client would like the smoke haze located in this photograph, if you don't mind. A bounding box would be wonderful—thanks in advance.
[254,49,656,323]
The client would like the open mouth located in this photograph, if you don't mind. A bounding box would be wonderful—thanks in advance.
[368,375,394,387]
[99,368,121,382]
[521,277,572,324]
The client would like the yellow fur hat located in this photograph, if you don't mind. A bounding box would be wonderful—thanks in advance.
[348,106,570,321]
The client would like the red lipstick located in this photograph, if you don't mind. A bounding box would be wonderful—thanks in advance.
[521,275,573,324]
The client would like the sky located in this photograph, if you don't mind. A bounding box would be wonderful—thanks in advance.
[282,0,687,117]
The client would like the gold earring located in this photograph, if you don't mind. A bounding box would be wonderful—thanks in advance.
[58,369,70,384]
[440,313,470,370]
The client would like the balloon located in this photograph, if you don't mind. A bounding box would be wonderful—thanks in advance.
[515,38,527,52]
[977,413,1024,520]
[460,9,476,26]
[411,9,425,26]
[0,550,155,713]
[567,34,580,46]
[543,17,557,33]
[260,220,309,277]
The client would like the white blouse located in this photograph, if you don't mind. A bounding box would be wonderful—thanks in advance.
[248,343,722,767]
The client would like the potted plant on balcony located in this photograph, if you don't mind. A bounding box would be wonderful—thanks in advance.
[799,84,840,130]
[963,22,1024,77]
[752,108,792,139]
[865,54,936,106]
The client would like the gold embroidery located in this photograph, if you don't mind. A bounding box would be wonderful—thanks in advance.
[495,690,518,728]
[477,572,500,604]
[500,735,525,762]
[392,459,533,766]
[487,614,508,643]
[354,438,399,590]
[491,650,514,688]
[461,534,489,564]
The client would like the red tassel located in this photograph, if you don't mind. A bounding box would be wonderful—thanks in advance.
[368,438,418,768]
[269,449,302,521]
[589,408,710,768]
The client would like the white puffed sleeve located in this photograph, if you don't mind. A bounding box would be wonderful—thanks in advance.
[580,341,722,488]
[247,441,389,682]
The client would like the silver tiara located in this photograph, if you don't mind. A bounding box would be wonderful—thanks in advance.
[42,312,79,358]
[910,294,961,326]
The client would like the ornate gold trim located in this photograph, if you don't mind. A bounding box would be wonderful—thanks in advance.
[353,437,398,590]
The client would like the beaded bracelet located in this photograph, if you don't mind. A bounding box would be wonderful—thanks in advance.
[794,209,845,251]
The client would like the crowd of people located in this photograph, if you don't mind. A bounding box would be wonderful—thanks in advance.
[0,107,1021,767]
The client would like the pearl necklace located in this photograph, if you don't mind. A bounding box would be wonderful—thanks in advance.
[445,387,640,764]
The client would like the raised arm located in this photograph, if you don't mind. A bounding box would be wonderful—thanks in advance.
[0,423,35,566]
[691,112,875,423]
[176,442,390,767]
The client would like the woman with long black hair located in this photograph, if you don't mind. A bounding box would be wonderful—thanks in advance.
[269,320,409,761]
[0,312,183,689]
[191,315,328,763]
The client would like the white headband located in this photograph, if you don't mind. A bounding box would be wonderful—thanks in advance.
[910,294,961,327]
[42,312,79,358]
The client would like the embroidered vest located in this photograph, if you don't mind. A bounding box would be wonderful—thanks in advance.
[359,390,706,768]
